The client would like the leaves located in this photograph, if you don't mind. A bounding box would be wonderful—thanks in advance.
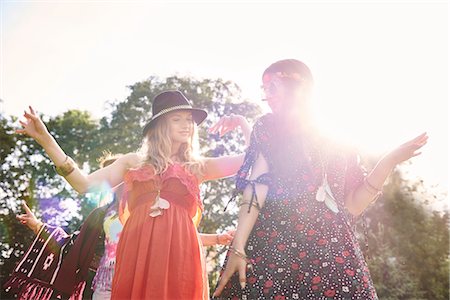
[360,169,449,299]
[1,77,448,300]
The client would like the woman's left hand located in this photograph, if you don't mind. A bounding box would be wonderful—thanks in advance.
[208,114,248,137]
[383,132,428,167]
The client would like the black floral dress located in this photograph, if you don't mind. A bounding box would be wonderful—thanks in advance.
[217,114,378,300]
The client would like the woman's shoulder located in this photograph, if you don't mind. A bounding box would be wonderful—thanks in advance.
[254,113,275,129]
[251,113,276,142]
[121,155,157,187]
[121,152,146,169]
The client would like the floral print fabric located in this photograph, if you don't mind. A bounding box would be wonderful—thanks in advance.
[217,114,378,300]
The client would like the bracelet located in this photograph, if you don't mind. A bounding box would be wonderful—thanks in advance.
[229,246,249,262]
[363,177,382,194]
[363,177,383,202]
[54,155,77,177]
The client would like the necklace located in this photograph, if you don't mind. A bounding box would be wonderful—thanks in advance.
[314,139,339,214]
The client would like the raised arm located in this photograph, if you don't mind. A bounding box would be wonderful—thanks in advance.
[202,114,252,182]
[345,132,428,216]
[16,106,139,193]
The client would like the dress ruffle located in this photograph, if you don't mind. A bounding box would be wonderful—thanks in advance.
[123,164,157,190]
[123,163,203,211]
[111,162,205,299]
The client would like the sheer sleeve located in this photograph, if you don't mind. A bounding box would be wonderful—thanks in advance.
[224,115,273,212]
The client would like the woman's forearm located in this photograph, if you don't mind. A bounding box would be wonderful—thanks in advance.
[232,183,268,251]
[18,107,133,194]
[37,133,90,193]
[199,234,217,246]
[345,132,428,216]
[37,133,69,166]
[231,204,261,251]
[345,156,395,216]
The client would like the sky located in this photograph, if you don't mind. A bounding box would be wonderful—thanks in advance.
[1,1,448,204]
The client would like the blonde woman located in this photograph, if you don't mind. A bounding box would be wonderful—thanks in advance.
[17,90,251,299]
[12,152,234,300]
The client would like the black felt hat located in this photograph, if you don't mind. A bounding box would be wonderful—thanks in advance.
[142,90,208,136]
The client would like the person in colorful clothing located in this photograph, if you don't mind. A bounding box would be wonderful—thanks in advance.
[9,201,119,300]
[213,59,428,299]
[3,154,122,300]
[16,90,251,299]
[13,190,234,300]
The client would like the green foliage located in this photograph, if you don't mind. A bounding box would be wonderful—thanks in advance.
[0,113,16,162]
[1,77,448,300]
[0,75,262,295]
[362,169,449,300]
[93,76,262,293]
[0,110,99,286]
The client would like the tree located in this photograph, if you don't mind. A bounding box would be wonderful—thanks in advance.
[0,110,100,287]
[361,168,449,300]
[1,76,448,299]
[0,75,262,295]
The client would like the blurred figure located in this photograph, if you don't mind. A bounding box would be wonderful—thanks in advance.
[4,153,123,300]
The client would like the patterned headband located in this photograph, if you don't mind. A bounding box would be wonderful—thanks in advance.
[263,72,304,84]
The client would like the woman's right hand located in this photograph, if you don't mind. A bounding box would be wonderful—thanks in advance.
[213,248,249,297]
[208,114,249,137]
[16,106,51,144]
[381,132,428,167]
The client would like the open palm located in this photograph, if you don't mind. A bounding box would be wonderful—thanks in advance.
[385,132,428,166]
[209,114,244,137]
[16,106,49,142]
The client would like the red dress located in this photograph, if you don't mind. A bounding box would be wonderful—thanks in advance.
[111,163,207,299]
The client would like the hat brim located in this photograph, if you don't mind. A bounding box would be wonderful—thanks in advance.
[142,108,207,136]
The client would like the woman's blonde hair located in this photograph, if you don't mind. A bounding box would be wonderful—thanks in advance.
[138,114,204,177]
[97,150,123,168]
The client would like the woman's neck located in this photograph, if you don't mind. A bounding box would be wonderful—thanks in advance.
[171,142,181,161]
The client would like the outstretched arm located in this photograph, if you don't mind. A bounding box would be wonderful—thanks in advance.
[16,106,139,193]
[345,132,428,216]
